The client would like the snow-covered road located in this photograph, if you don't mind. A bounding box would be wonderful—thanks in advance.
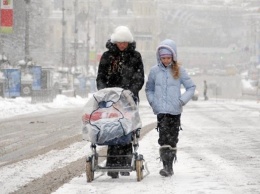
[53,99,260,194]
[1,97,260,194]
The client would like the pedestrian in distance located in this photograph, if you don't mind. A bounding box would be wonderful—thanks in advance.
[204,80,208,100]
[145,39,196,177]
[96,25,145,179]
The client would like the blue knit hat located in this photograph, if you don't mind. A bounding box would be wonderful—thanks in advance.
[159,48,172,58]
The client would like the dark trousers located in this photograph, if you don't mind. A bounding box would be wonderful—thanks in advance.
[157,113,181,148]
[106,143,133,167]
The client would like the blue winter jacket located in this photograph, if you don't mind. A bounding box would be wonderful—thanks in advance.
[145,39,196,115]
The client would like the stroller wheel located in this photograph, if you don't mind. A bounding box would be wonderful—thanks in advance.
[86,158,94,182]
[136,159,144,182]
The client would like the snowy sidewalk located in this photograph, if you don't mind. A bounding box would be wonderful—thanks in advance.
[53,99,260,194]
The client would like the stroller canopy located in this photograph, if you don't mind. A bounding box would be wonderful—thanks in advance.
[82,87,142,144]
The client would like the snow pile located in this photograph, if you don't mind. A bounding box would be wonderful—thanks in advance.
[0,94,88,120]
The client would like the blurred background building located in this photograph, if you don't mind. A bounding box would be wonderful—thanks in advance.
[0,0,259,98]
[0,0,259,73]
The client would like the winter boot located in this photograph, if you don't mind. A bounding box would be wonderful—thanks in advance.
[120,172,130,176]
[159,145,177,177]
[167,148,177,175]
[159,160,169,177]
[107,171,119,179]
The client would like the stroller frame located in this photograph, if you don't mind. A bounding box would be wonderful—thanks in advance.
[86,129,144,182]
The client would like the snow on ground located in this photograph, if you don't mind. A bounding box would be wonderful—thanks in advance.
[0,94,88,120]
[52,98,260,194]
[0,94,155,194]
[1,95,260,194]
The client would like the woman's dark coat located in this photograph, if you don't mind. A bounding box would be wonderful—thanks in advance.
[96,40,145,100]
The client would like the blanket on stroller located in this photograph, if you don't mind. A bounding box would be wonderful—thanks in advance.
[82,87,142,145]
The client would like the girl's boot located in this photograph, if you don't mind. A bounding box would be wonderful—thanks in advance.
[159,146,177,177]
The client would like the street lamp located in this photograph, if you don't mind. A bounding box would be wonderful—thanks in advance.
[77,8,88,74]
[73,0,78,68]
[24,0,30,62]
[61,0,66,68]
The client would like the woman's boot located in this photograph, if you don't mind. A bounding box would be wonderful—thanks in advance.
[159,146,177,177]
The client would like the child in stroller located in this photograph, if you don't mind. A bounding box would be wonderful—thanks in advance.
[82,87,144,182]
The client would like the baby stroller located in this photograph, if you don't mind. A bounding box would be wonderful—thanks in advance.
[82,87,145,182]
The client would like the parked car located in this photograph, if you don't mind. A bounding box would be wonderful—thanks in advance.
[187,68,202,76]
[241,79,257,96]
[192,89,199,101]
[181,88,199,101]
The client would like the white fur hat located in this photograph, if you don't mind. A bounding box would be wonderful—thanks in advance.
[110,26,134,43]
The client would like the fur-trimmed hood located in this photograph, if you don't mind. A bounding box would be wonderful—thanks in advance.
[156,39,177,63]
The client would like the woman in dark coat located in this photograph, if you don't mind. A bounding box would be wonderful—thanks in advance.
[96,26,145,178]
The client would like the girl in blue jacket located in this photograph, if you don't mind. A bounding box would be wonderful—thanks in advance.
[145,39,196,177]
